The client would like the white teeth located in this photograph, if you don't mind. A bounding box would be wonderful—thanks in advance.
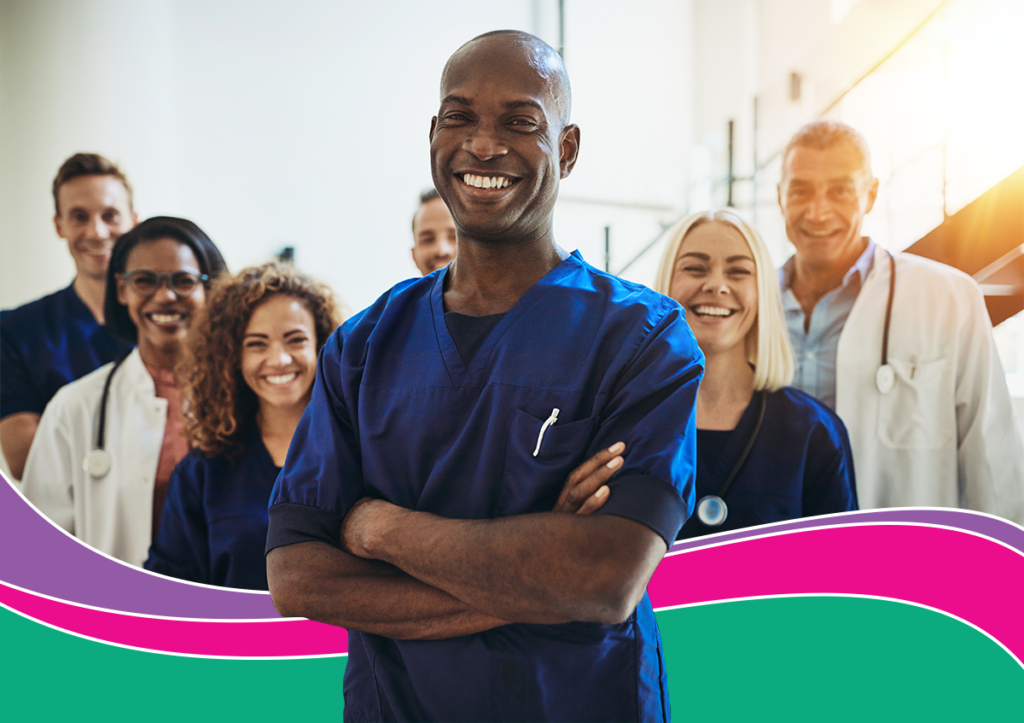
[265,373,299,385]
[462,174,510,189]
[693,306,734,317]
[150,313,183,324]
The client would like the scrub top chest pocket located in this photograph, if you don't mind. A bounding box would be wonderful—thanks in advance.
[498,407,598,516]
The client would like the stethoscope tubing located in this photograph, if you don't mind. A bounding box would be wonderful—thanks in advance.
[83,352,130,477]
[697,390,768,527]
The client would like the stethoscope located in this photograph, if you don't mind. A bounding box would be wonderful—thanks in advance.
[82,353,129,478]
[875,250,898,395]
[696,390,768,527]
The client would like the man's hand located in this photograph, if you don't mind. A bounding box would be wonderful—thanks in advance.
[341,497,406,559]
[552,442,624,514]
[343,442,627,557]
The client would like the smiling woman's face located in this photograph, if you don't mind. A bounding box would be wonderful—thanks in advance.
[668,221,758,358]
[240,294,318,417]
[116,237,205,368]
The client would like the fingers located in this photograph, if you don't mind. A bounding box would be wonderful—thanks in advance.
[566,442,625,487]
[575,485,609,515]
[554,442,625,513]
[564,456,620,512]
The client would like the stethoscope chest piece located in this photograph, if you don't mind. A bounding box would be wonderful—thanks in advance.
[83,449,113,478]
[875,364,896,395]
[697,495,728,527]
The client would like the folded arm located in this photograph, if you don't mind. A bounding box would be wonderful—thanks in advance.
[268,445,626,636]
[342,500,666,625]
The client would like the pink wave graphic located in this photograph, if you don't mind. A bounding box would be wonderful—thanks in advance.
[2,522,1022,660]
[651,523,1024,663]
[0,581,347,658]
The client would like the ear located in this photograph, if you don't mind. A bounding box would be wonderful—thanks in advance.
[116,276,128,306]
[130,211,139,227]
[776,182,784,212]
[865,177,879,214]
[429,116,438,142]
[558,124,581,178]
[54,215,65,240]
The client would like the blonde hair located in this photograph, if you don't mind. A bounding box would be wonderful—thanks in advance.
[653,209,794,391]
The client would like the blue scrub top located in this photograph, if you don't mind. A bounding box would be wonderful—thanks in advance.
[1,283,132,418]
[267,251,704,723]
[145,427,280,591]
[678,387,857,540]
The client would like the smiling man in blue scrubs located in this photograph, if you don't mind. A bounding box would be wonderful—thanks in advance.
[1,153,137,479]
[267,30,703,722]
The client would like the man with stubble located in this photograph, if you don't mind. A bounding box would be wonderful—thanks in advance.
[1,153,137,479]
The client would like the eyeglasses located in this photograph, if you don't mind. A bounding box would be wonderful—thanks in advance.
[119,270,208,298]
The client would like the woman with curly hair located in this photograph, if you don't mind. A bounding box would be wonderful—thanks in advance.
[145,263,342,590]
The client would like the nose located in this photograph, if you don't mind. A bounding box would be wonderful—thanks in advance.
[85,215,111,241]
[437,237,456,259]
[270,342,293,367]
[152,278,178,303]
[700,270,730,295]
[464,123,508,161]
[807,192,832,222]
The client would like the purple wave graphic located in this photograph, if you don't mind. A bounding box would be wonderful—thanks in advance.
[5,468,1023,621]
[0,476,279,619]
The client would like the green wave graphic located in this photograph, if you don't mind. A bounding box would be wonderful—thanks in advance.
[2,596,1020,720]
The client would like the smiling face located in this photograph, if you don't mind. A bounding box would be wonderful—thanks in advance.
[54,175,137,282]
[668,221,758,357]
[411,197,457,275]
[778,142,878,271]
[241,294,318,417]
[116,238,205,367]
[429,34,579,245]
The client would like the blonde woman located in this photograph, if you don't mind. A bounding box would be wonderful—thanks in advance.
[654,210,856,539]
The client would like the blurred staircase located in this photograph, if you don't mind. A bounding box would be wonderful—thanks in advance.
[905,166,1024,326]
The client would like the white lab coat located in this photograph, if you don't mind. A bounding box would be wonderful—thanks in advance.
[835,246,1024,523]
[21,348,166,566]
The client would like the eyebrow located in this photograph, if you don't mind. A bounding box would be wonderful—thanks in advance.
[440,95,544,113]
[677,252,753,262]
[441,94,472,107]
[788,176,859,186]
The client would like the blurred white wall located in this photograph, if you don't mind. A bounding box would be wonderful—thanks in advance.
[0,0,695,312]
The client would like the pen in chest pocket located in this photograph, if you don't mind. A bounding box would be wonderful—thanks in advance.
[532,408,560,457]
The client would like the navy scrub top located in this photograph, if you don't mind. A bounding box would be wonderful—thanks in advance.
[677,386,857,540]
[1,284,132,418]
[145,427,280,591]
[267,251,704,723]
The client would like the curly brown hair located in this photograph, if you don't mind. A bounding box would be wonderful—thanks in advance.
[179,262,344,460]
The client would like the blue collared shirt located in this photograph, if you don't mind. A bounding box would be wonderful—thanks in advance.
[779,239,876,410]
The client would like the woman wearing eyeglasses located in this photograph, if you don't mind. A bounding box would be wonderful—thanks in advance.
[22,217,227,567]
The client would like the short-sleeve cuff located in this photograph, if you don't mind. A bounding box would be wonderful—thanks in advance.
[593,474,689,547]
[0,392,43,418]
[266,502,344,554]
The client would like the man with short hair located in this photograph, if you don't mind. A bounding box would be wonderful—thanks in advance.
[1,153,137,479]
[267,31,702,722]
[411,188,457,275]
[777,119,1023,521]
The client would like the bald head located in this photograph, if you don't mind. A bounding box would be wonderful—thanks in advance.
[441,30,572,129]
